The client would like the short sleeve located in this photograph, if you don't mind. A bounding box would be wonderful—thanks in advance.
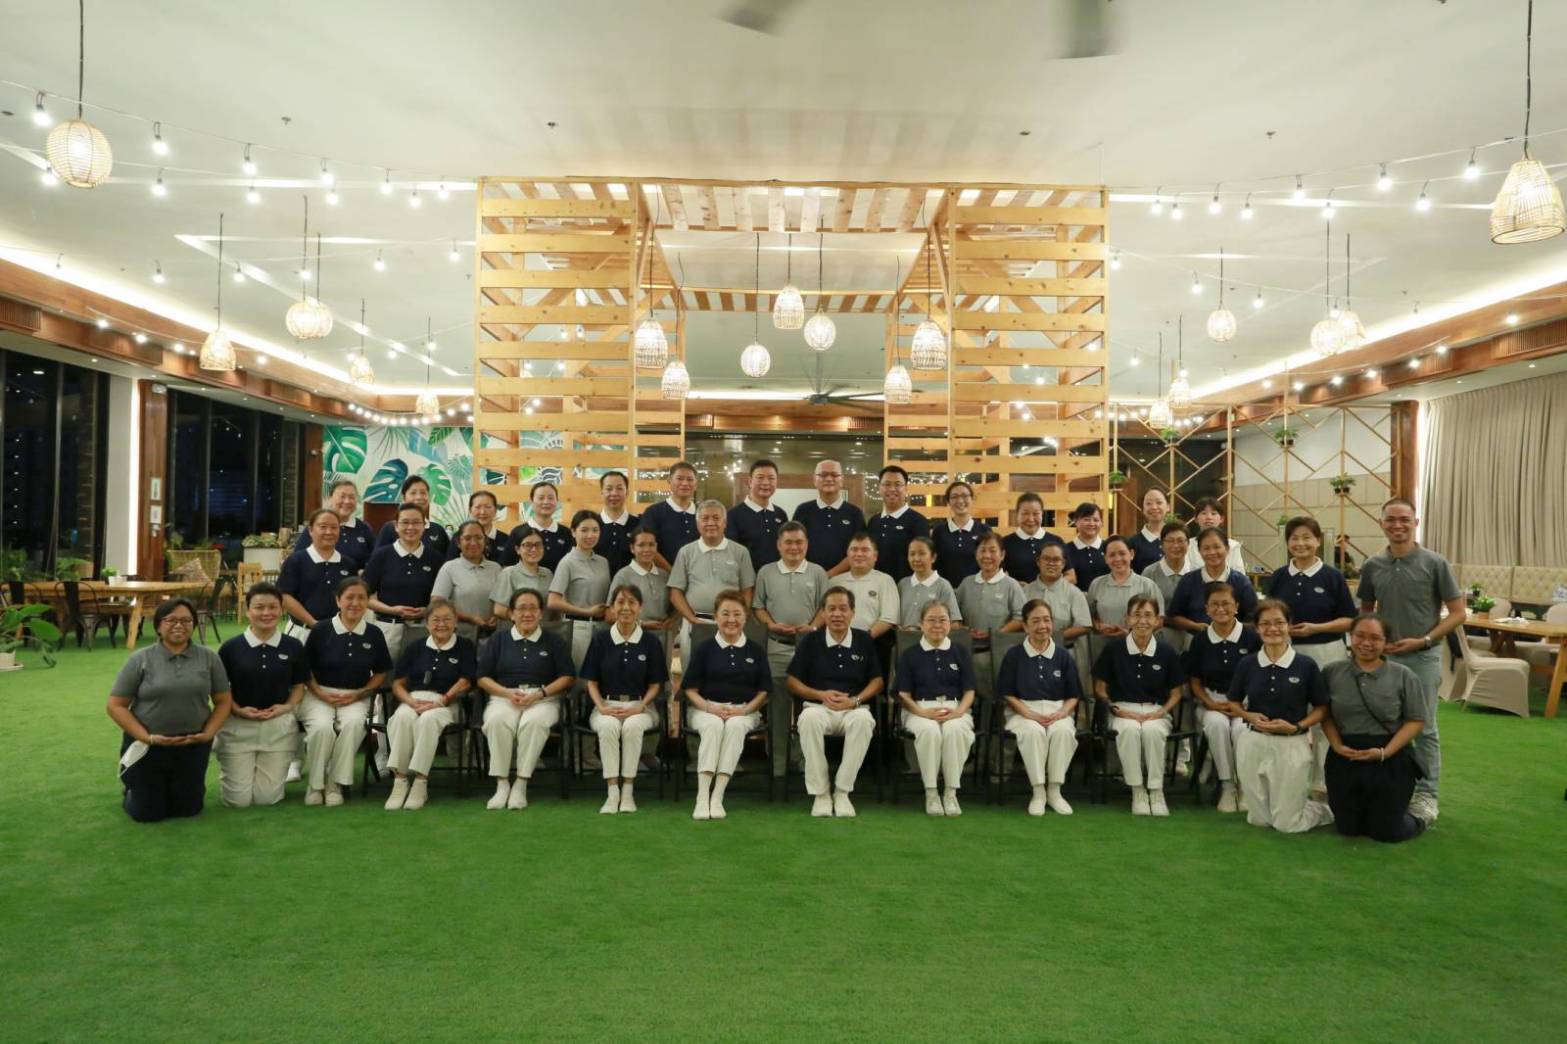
[1435,557,1462,602]
[1234,575,1259,622]
[578,632,605,682]
[368,627,394,673]
[476,633,499,679]
[394,641,423,682]
[668,547,690,592]
[643,637,670,685]
[1181,634,1204,681]
[547,561,571,595]
[895,648,918,696]
[432,563,456,601]
[1147,577,1165,615]
[737,550,756,590]
[1307,660,1328,707]
[1061,653,1084,700]
[206,649,231,694]
[682,642,708,691]
[488,571,512,607]
[1008,581,1026,619]
[1358,563,1379,608]
[1162,645,1187,687]
[110,651,146,700]
[1226,658,1251,703]
[878,577,899,626]
[277,554,302,597]
[1332,571,1358,618]
[548,634,576,679]
[1399,671,1426,722]
[942,582,962,622]
[362,550,384,595]
[753,651,773,693]
[785,637,810,682]
[288,640,311,685]
[1092,643,1115,684]
[860,637,882,685]
[957,647,977,694]
[996,645,1022,700]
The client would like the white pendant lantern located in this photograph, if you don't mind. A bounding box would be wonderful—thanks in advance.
[1337,309,1366,349]
[1310,317,1346,356]
[199,329,236,372]
[1491,158,1565,243]
[772,285,804,330]
[286,298,333,340]
[910,319,947,370]
[803,310,836,351]
[740,341,771,378]
[660,358,690,400]
[415,389,440,417]
[349,350,375,386]
[883,363,913,405]
[1148,398,1174,429]
[1206,307,1236,343]
[1168,372,1193,410]
[633,317,669,368]
[46,119,112,188]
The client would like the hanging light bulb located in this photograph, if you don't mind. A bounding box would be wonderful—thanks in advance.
[1149,189,1163,217]
[374,250,386,272]
[633,203,669,368]
[1377,164,1392,191]
[1167,372,1192,411]
[1206,246,1236,342]
[772,233,804,329]
[1463,149,1480,180]
[241,144,257,177]
[660,358,690,400]
[199,214,237,372]
[151,122,169,156]
[415,389,439,417]
[1415,182,1432,212]
[448,241,461,263]
[349,300,374,385]
[1309,223,1346,356]
[380,170,394,196]
[1292,176,1306,201]
[740,341,771,377]
[245,185,261,205]
[1148,398,1174,429]
[32,91,51,127]
[44,11,113,189]
[802,233,835,349]
[285,210,332,340]
[1252,290,1265,310]
[1240,195,1254,221]
[909,212,947,369]
[883,363,913,404]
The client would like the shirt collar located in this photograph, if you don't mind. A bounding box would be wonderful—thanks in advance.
[1157,559,1184,577]
[1206,622,1243,645]
[628,561,659,576]
[715,631,747,650]
[531,518,562,533]
[332,615,368,636]
[919,636,952,652]
[610,625,644,645]
[1141,525,1162,543]
[1015,526,1042,539]
[776,559,809,575]
[815,494,846,510]
[1259,646,1298,669]
[600,509,630,525]
[1036,576,1068,590]
[393,541,422,558]
[511,626,542,642]
[426,634,457,652]
[974,570,1006,585]
[824,628,853,648]
[1201,564,1230,582]
[569,547,597,561]
[697,537,730,553]
[243,628,282,648]
[664,497,697,515]
[947,518,975,534]
[1288,559,1324,577]
[1125,634,1157,657]
[742,498,772,514]
[1023,636,1057,658]
[880,504,910,519]
[911,572,940,588]
[306,545,343,565]
[1073,536,1103,550]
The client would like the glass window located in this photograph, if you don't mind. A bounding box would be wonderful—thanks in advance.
[167,390,207,549]
[255,413,282,532]
[57,364,104,571]
[206,402,254,555]
[1,356,56,573]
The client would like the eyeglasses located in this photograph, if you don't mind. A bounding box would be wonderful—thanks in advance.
[162,618,194,628]
[520,542,544,551]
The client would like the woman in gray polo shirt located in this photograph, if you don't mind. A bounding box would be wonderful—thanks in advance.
[549,510,613,667]
[105,597,233,822]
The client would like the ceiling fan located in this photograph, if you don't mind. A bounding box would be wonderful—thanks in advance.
[801,353,882,412]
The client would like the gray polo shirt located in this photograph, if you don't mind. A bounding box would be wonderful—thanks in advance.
[753,560,829,629]
[898,573,962,628]
[489,564,554,613]
[1022,577,1092,645]
[1087,571,1165,628]
[955,572,1026,632]
[1141,559,1188,609]
[609,563,671,625]
[669,537,755,616]
[1358,545,1461,643]
[549,549,612,616]
[433,557,502,639]
[837,569,900,632]
[1324,658,1426,735]
[110,642,230,734]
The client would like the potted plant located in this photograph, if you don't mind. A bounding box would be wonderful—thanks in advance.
[100,566,122,586]
[1472,594,1496,618]
[1330,474,1356,495]
[1273,426,1298,448]
[54,556,91,581]
[1275,513,1292,531]
[241,532,286,571]
[1158,427,1180,444]
[0,603,61,670]
[1108,469,1127,491]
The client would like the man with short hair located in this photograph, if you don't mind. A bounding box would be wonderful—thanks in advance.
[1357,497,1465,826]
[668,501,757,626]
[638,461,701,572]
[596,470,641,577]
[726,459,790,571]
[867,464,929,583]
[836,531,900,641]
[792,459,866,576]
[751,521,828,779]
[295,479,375,569]
[788,587,883,818]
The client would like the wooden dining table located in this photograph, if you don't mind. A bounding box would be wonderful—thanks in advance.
[1464,613,1567,718]
[24,579,211,651]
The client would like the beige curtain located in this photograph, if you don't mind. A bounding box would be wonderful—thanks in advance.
[1421,371,1567,566]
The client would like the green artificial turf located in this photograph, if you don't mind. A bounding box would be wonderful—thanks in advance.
[3,640,1566,1043]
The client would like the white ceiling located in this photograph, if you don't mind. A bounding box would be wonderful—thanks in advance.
[1,0,1566,401]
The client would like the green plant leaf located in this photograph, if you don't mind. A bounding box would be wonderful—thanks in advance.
[27,619,62,642]
[419,462,453,507]
[365,459,409,503]
[323,427,368,474]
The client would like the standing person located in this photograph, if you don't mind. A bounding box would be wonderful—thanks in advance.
[1229,599,1333,834]
[488,526,553,623]
[931,481,990,587]
[579,584,668,815]
[595,471,641,577]
[638,461,701,572]
[837,532,900,640]
[726,459,790,572]
[787,587,883,818]
[1142,522,1192,652]
[295,478,375,569]
[1183,497,1245,573]
[1356,497,1464,825]
[608,528,676,634]
[1023,543,1093,651]
[1183,582,1262,813]
[751,521,828,781]
[548,510,613,667]
[1127,488,1172,575]
[508,481,573,573]
[669,501,757,629]
[1002,492,1061,584]
[1169,527,1259,633]
[300,578,393,807]
[215,583,308,809]
[793,459,867,576]
[1321,615,1428,843]
[382,599,476,811]
[433,520,502,642]
[477,590,576,810]
[868,465,929,583]
[106,598,233,822]
[954,532,1026,702]
[1093,596,1185,816]
[895,602,978,817]
[998,600,1082,816]
[1064,502,1108,592]
[1087,536,1166,644]
[898,536,962,630]
[278,508,357,634]
[681,592,771,820]
[363,502,442,663]
[375,475,451,559]
[446,490,514,566]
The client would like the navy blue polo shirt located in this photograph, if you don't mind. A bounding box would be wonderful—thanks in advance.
[594,512,642,577]
[1064,539,1108,592]
[277,548,358,622]
[787,628,882,695]
[305,618,394,689]
[636,501,700,566]
[867,508,930,582]
[931,521,990,587]
[579,627,670,698]
[505,522,574,574]
[1093,637,1186,704]
[445,528,517,568]
[1126,531,1163,576]
[1266,562,1357,644]
[1182,624,1262,692]
[895,640,977,702]
[726,501,790,571]
[294,517,375,570]
[477,627,575,688]
[1227,650,1328,721]
[1003,530,1063,584]
[396,635,477,693]
[1168,568,1259,625]
[997,639,1082,704]
[218,630,309,710]
[376,519,450,559]
[793,498,868,570]
[683,637,772,705]
[363,542,442,616]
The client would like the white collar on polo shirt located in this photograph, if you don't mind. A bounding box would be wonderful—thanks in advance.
[332,615,368,636]
[974,570,1006,585]
[483,525,500,540]
[600,509,630,526]
[1073,536,1104,550]
[627,561,659,577]
[743,498,772,514]
[715,631,747,650]
[1015,526,1043,540]
[697,537,730,553]
[664,497,697,516]
[1124,634,1157,657]
[243,628,282,648]
[393,540,422,558]
[569,547,597,562]
[511,626,542,642]
[910,572,940,588]
[881,504,910,519]
[919,636,952,652]
[610,625,644,645]
[776,559,809,575]
[1258,646,1297,668]
[824,628,853,648]
[1158,559,1185,577]
[1206,622,1243,645]
[458,556,491,572]
[815,494,846,510]
[1288,559,1324,577]
[306,545,343,565]
[426,634,457,651]
[947,518,975,534]
[532,519,562,533]
[1141,525,1162,543]
[1037,576,1068,590]
[1201,564,1230,582]
[1023,636,1057,658]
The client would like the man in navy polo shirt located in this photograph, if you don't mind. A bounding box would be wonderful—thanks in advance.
[595,470,641,577]
[638,461,701,571]
[792,459,865,576]
[726,459,790,571]
[867,464,928,583]
[294,479,375,569]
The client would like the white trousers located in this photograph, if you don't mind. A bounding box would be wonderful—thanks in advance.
[688,706,761,776]
[1201,708,1247,781]
[1297,642,1348,789]
[298,689,371,790]
[798,704,875,795]
[570,620,597,670]
[903,700,975,791]
[387,692,459,777]
[483,695,560,779]
[590,701,660,780]
[215,711,298,807]
[1110,702,1172,790]
[1235,729,1333,833]
[1004,700,1077,786]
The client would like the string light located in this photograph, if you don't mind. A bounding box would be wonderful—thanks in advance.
[1377,164,1392,191]
[1292,176,1306,201]
[318,162,334,187]
[1330,375,1344,387]
[1149,189,1163,217]
[150,169,167,197]
[1415,181,1432,211]
[448,241,460,262]
[1252,289,1264,310]
[408,188,421,208]
[232,264,246,283]
[95,317,108,329]
[380,170,393,195]
[324,189,340,206]
[151,122,169,156]
[1208,186,1222,215]
[32,91,51,127]
[241,144,256,177]
[1506,312,1520,325]
[1169,200,1183,221]
[1189,272,1202,295]
[1408,358,1420,370]
[1366,368,1379,379]
[374,250,386,272]
[1463,149,1480,180]
[133,332,147,344]
[1109,251,1122,271]
[1240,195,1254,221]
[152,262,165,284]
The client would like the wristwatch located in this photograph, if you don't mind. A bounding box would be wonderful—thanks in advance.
[1423,635,1435,649]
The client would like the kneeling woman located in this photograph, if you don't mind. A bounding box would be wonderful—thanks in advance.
[1319,614,1428,843]
[302,577,394,806]
[1228,599,1333,833]
[1093,595,1185,816]
[478,589,576,809]
[106,598,233,822]
[998,599,1082,816]
[216,583,308,808]
[895,601,978,817]
[681,590,770,820]
[581,584,669,815]
[384,599,476,811]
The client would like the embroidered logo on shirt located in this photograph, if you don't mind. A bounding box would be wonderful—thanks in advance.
[745,657,755,664]
[1289,676,1301,684]
[361,642,373,649]
[851,654,862,662]
[948,663,959,670]
[278,653,290,660]
[1151,664,1162,671]
[637,654,647,661]
[1313,586,1326,594]
[1053,670,1063,678]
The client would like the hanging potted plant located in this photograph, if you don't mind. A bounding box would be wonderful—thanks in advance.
[1330,474,1356,496]
[1275,513,1292,531]
[1272,426,1298,448]
[1108,469,1127,491]
[0,603,61,670]
[1159,426,1180,444]
[241,532,286,572]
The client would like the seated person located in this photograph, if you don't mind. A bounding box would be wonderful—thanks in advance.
[383,599,476,811]
[580,584,669,815]
[681,590,771,821]
[476,589,576,811]
[1181,581,1261,814]
[895,602,977,818]
[997,599,1082,817]
[786,586,883,819]
[1092,595,1186,817]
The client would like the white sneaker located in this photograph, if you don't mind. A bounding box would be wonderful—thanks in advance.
[812,794,834,818]
[619,790,638,814]
[1409,793,1439,825]
[324,787,344,807]
[1237,786,1249,813]
[486,780,511,810]
[286,760,302,783]
[506,780,528,809]
[403,778,428,811]
[692,794,711,820]
[599,793,620,815]
[1217,781,1238,814]
[1028,793,1047,816]
[833,791,856,818]
[384,778,410,811]
[1046,785,1073,816]
[1131,785,1151,816]
[942,791,962,816]
[304,788,324,806]
[1149,789,1169,817]
[709,795,727,819]
[925,792,944,816]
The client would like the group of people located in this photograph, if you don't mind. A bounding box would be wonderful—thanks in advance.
[108,462,1459,844]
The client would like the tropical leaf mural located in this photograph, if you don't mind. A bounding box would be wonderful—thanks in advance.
[323,428,367,473]
[420,461,454,508]
[365,459,409,503]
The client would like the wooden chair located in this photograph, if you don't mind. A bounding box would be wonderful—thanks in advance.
[234,563,263,617]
